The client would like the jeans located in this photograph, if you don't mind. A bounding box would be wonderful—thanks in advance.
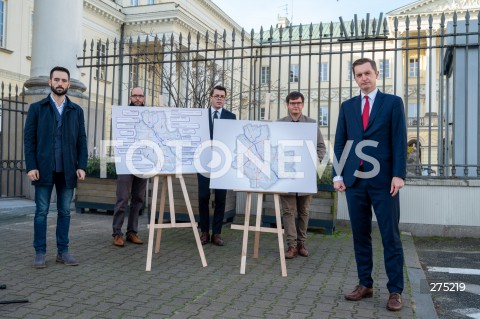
[33,172,74,254]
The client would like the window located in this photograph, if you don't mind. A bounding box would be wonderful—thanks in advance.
[260,66,270,84]
[0,0,6,48]
[379,59,390,78]
[318,106,328,126]
[409,58,419,77]
[289,64,299,82]
[131,0,138,6]
[319,62,328,81]
[130,58,139,88]
[347,62,352,80]
[148,0,155,4]
[95,42,106,80]
[408,104,418,117]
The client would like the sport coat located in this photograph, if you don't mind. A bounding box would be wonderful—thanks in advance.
[333,90,407,189]
[24,94,88,188]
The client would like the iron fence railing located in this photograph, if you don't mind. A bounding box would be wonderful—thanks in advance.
[1,12,480,198]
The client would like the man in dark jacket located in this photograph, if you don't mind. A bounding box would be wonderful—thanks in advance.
[112,87,148,247]
[24,66,88,269]
[197,85,236,246]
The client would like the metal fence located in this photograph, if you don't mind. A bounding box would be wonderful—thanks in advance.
[1,12,480,197]
[0,84,27,197]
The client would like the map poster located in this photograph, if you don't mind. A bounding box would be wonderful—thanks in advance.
[209,119,318,193]
[111,106,210,175]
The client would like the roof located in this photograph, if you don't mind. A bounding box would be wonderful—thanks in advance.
[254,18,389,43]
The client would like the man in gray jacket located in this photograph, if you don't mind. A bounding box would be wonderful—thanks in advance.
[278,91,326,259]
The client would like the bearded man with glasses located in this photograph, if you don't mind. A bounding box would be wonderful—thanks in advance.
[112,87,148,247]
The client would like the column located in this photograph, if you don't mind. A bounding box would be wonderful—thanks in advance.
[24,0,86,97]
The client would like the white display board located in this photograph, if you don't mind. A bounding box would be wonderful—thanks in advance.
[209,119,318,193]
[112,106,210,175]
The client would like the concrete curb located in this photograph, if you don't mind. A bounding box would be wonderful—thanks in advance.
[402,231,439,319]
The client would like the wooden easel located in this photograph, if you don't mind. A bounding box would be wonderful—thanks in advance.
[229,92,287,276]
[231,192,287,277]
[145,174,207,271]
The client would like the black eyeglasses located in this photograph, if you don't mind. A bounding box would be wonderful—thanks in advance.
[131,95,144,98]
[289,102,303,106]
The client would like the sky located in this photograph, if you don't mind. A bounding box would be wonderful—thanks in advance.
[210,0,418,31]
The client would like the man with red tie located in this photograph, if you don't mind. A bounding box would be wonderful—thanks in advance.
[333,58,407,311]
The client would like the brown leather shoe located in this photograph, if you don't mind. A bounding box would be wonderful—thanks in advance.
[126,233,143,244]
[200,232,210,245]
[211,234,224,246]
[344,285,373,301]
[386,292,402,311]
[298,243,309,257]
[113,235,125,247]
[285,246,298,259]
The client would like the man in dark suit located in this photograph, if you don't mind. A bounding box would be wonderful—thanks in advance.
[333,58,407,311]
[197,85,236,246]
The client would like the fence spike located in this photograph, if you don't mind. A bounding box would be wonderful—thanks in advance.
[428,14,433,28]
[465,10,470,23]
[417,15,422,29]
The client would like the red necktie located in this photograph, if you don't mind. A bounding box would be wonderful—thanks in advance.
[360,96,370,168]
[362,95,370,131]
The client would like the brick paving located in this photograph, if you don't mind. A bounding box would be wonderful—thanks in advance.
[0,202,433,318]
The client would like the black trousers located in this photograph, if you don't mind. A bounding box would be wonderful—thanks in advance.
[197,173,226,234]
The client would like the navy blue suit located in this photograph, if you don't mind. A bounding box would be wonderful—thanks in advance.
[197,107,236,234]
[334,91,407,293]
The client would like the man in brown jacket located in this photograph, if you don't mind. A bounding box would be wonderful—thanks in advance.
[278,91,326,258]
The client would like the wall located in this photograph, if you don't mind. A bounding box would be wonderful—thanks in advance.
[337,179,480,237]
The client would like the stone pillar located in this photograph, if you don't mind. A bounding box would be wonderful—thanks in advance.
[24,0,86,97]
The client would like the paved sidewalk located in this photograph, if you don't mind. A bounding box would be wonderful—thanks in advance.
[0,199,436,318]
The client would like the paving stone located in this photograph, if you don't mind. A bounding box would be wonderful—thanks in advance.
[0,206,432,319]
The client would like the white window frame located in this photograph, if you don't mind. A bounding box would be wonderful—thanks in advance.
[408,104,418,118]
[289,64,299,83]
[95,42,107,80]
[318,106,329,126]
[319,62,328,81]
[409,58,419,77]
[260,66,270,84]
[379,59,390,78]
[0,0,7,48]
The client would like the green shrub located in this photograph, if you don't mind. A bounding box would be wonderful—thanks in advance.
[86,155,117,178]
[317,162,333,185]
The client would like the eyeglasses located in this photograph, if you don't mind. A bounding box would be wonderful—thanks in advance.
[289,102,303,106]
[131,94,144,98]
[212,95,226,99]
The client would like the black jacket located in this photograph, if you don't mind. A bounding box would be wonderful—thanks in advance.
[24,95,88,188]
